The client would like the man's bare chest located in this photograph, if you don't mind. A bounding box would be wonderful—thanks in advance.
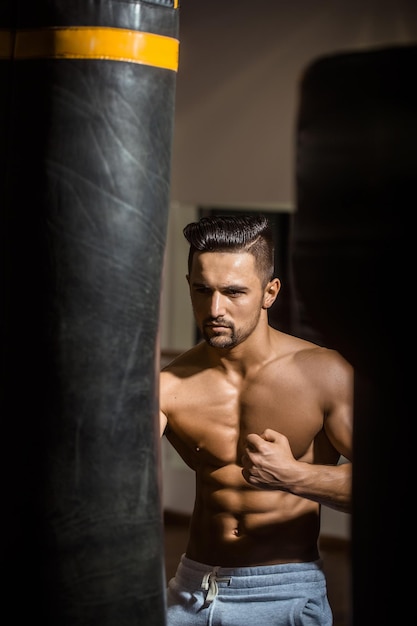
[167,374,323,462]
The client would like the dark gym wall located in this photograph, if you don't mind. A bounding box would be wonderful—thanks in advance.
[169,0,417,207]
[1,2,179,624]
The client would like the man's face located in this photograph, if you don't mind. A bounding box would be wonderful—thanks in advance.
[187,251,266,349]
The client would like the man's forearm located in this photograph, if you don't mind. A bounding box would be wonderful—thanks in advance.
[289,461,352,513]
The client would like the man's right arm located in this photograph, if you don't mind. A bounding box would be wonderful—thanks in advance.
[160,409,168,437]
[159,370,169,437]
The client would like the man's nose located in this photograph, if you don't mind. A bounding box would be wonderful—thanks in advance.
[210,292,226,317]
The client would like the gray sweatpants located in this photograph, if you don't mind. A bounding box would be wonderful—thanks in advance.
[166,554,333,626]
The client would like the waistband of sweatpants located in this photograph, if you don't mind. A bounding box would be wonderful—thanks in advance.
[176,554,326,589]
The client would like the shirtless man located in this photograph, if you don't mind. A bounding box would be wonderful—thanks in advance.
[160,214,353,625]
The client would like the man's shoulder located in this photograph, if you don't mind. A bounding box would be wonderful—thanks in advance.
[272,328,325,356]
[273,329,351,372]
[160,343,206,375]
[291,340,353,391]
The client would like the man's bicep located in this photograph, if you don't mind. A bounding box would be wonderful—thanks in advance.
[324,358,354,461]
[325,404,353,462]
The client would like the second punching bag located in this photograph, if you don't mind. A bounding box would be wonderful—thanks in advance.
[2,1,179,624]
[292,45,417,625]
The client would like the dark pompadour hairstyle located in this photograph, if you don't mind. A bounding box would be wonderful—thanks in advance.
[183,214,275,286]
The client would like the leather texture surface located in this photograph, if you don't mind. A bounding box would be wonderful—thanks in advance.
[1,2,179,624]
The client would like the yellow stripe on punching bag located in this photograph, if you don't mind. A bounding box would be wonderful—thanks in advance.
[11,26,179,71]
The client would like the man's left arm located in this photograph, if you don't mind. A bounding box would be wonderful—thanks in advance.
[242,352,354,513]
[242,428,352,513]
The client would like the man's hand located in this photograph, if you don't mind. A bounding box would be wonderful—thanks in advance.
[241,428,298,490]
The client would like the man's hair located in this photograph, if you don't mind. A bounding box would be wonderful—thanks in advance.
[183,214,275,286]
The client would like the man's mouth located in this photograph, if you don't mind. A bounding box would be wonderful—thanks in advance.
[206,322,230,331]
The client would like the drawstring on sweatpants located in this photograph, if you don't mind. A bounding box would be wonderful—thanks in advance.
[201,566,232,604]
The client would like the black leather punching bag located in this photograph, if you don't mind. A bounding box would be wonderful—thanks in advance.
[1,2,179,624]
[292,45,417,625]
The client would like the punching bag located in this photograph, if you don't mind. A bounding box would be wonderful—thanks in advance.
[292,45,417,624]
[1,2,179,625]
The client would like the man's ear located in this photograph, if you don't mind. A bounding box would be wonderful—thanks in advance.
[262,278,281,309]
